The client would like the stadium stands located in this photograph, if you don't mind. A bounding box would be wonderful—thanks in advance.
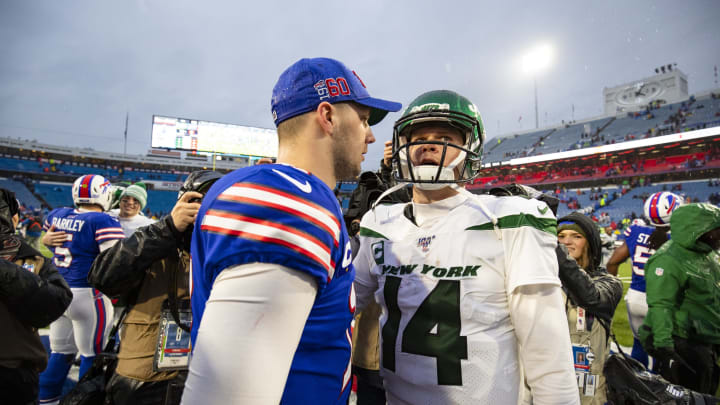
[33,183,73,210]
[0,178,43,209]
[484,129,552,162]
[535,117,614,155]
[551,180,720,224]
[482,92,720,165]
[2,91,719,227]
[146,189,179,217]
[0,155,186,182]
[601,104,676,142]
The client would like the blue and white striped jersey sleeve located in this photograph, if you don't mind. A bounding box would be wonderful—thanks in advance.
[196,168,342,292]
[93,215,125,243]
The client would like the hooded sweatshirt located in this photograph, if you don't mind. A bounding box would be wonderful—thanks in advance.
[556,212,623,405]
[640,203,720,349]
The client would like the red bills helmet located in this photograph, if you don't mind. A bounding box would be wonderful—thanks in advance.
[72,175,113,211]
[643,191,683,226]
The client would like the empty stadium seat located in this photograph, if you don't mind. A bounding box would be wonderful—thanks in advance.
[0,178,43,209]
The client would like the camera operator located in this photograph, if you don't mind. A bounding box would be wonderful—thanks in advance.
[88,170,222,405]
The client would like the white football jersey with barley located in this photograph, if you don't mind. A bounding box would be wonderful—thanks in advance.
[354,192,564,405]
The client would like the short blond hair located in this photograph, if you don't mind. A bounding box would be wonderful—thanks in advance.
[276,112,310,143]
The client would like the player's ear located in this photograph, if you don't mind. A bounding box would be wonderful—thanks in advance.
[315,102,335,135]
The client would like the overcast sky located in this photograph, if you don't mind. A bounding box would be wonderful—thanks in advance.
[1,0,719,171]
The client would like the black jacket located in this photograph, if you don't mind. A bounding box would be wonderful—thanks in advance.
[88,215,182,299]
[378,160,412,203]
[0,234,72,370]
[0,186,72,329]
[556,212,623,324]
[0,235,72,328]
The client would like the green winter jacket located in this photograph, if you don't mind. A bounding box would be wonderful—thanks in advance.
[639,203,720,350]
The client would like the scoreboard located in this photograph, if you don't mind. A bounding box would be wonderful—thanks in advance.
[151,115,278,158]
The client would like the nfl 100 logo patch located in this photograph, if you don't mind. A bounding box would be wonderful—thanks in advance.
[314,80,329,100]
[417,235,436,252]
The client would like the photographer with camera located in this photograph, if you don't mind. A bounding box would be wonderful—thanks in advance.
[87,170,222,404]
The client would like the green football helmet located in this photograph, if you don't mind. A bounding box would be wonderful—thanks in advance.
[109,181,131,210]
[392,90,484,188]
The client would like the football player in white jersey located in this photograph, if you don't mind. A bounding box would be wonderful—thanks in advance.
[353,90,579,405]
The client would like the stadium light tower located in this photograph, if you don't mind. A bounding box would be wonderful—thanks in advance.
[522,44,553,129]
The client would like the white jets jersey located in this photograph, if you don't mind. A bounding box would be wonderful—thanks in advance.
[354,192,560,405]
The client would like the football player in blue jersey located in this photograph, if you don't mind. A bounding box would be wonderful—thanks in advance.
[181,58,401,405]
[38,175,126,404]
[606,191,683,368]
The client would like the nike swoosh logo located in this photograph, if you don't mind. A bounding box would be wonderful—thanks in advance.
[537,206,549,215]
[272,169,312,193]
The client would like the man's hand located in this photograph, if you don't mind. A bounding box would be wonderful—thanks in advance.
[42,225,68,247]
[651,346,696,374]
[171,191,203,232]
[382,140,393,167]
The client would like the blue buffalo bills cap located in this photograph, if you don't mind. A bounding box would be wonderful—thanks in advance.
[271,57,402,127]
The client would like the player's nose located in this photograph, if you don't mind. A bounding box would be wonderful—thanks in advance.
[366,128,376,145]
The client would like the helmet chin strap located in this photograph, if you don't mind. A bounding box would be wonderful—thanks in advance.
[411,150,466,190]
[413,166,455,190]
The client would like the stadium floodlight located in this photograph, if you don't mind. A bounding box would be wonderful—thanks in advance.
[522,44,553,75]
[522,44,554,129]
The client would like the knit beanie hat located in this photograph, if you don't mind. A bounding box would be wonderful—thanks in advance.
[110,181,131,209]
[557,220,588,240]
[121,184,147,210]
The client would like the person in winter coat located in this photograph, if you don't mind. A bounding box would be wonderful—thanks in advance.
[109,183,155,236]
[557,212,624,405]
[639,203,720,394]
[88,170,223,404]
[0,188,73,404]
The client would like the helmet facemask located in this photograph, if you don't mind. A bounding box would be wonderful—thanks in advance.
[392,110,483,190]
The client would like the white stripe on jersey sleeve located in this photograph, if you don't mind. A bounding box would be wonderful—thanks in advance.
[202,212,333,276]
[95,227,125,241]
[96,227,124,235]
[220,185,340,245]
[96,233,126,241]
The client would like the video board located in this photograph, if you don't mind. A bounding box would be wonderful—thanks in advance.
[151,115,278,157]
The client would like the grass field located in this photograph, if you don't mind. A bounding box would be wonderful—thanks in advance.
[611,260,634,348]
[37,232,54,258]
